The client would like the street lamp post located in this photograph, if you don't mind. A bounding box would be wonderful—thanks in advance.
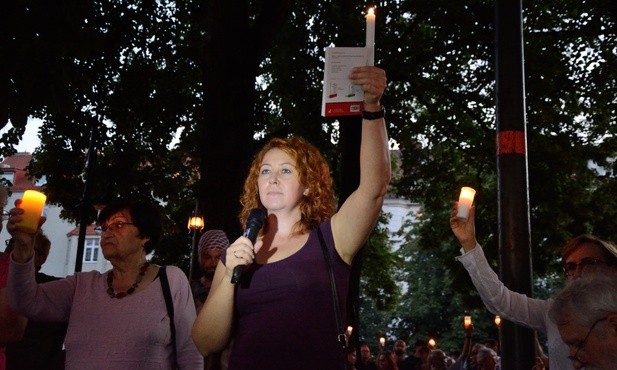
[187,201,205,281]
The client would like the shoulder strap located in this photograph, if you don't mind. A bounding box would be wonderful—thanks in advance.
[317,227,347,351]
[160,266,178,367]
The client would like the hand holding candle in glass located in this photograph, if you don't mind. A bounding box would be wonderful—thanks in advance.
[16,190,47,234]
[457,187,476,220]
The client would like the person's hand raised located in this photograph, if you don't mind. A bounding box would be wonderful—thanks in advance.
[349,66,387,110]
[6,199,46,263]
[450,202,477,252]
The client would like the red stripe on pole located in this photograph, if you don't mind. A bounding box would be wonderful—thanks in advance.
[497,130,526,155]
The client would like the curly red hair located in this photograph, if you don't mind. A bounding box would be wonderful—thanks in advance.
[239,137,337,234]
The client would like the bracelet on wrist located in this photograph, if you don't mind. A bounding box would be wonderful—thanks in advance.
[362,105,385,120]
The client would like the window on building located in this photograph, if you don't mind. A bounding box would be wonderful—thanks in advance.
[83,238,100,262]
[0,172,14,185]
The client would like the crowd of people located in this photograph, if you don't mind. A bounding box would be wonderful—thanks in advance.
[0,63,616,370]
[345,326,499,370]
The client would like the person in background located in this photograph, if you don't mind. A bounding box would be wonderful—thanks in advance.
[358,342,378,370]
[475,348,497,370]
[7,197,203,369]
[5,233,68,370]
[448,350,461,367]
[192,229,230,313]
[377,351,400,370]
[427,349,448,370]
[192,66,390,369]
[415,345,430,370]
[447,324,473,370]
[406,340,425,369]
[191,229,230,370]
[450,202,617,370]
[0,183,27,370]
[481,339,499,370]
[393,339,417,370]
[548,270,617,370]
[464,343,485,370]
[347,345,358,370]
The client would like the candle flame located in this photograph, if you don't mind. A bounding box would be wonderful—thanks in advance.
[368,7,375,16]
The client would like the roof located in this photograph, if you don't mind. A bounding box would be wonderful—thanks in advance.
[66,224,100,237]
[0,152,41,192]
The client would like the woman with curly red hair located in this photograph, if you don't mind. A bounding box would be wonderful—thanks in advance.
[193,66,391,370]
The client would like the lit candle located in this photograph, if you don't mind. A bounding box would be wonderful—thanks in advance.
[464,316,472,329]
[17,190,47,234]
[428,338,436,348]
[495,315,502,327]
[379,337,385,346]
[365,7,375,66]
[457,187,476,220]
[346,326,353,336]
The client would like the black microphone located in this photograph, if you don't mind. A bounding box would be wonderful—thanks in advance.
[231,208,266,284]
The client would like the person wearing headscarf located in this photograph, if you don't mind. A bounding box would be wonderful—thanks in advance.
[192,230,230,312]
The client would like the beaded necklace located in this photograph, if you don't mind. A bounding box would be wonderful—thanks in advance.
[106,261,150,299]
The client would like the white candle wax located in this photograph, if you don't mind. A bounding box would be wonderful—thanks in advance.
[366,7,375,66]
[457,187,476,219]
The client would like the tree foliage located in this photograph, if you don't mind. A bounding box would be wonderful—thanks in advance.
[1,0,616,349]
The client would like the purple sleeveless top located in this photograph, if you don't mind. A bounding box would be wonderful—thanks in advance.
[222,220,350,370]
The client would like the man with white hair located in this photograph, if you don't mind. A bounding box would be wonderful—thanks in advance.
[549,270,617,370]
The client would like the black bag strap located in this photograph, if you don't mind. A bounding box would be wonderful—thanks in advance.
[160,266,178,368]
[317,227,347,352]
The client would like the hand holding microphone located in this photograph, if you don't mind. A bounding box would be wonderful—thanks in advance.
[231,208,266,284]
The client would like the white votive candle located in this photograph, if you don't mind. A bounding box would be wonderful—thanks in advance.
[457,187,476,219]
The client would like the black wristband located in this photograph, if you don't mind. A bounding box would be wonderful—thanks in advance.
[362,106,385,120]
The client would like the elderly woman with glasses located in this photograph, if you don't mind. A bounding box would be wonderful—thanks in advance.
[450,204,617,370]
[6,198,203,369]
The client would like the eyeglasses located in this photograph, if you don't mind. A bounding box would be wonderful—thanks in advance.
[568,317,607,362]
[563,257,609,277]
[95,221,136,233]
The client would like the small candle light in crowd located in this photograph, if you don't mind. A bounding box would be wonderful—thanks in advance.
[379,336,385,350]
[346,326,353,337]
[464,315,472,329]
[495,315,502,327]
[428,338,436,349]
[365,7,376,66]
[17,190,47,234]
[457,186,476,220]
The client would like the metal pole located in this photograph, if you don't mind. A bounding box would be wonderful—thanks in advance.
[188,200,200,281]
[75,124,98,272]
[494,0,535,368]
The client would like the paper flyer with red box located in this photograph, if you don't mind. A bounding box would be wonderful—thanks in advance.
[321,47,370,117]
